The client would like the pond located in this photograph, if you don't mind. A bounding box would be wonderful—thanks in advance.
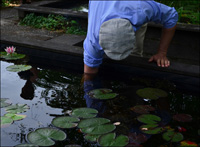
[1,47,200,147]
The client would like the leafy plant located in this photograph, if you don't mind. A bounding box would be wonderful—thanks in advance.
[5,104,30,114]
[4,113,26,121]
[136,88,168,100]
[0,52,25,60]
[27,128,66,146]
[88,88,118,100]
[137,114,161,124]
[98,133,129,147]
[0,116,13,128]
[20,13,86,35]
[52,116,80,128]
[162,131,183,142]
[78,118,116,135]
[71,107,98,118]
[6,65,32,72]
[0,98,12,108]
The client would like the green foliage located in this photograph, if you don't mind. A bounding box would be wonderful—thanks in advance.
[1,0,21,7]
[6,65,32,72]
[98,133,129,147]
[20,13,86,35]
[27,128,66,146]
[155,0,200,24]
[71,107,98,119]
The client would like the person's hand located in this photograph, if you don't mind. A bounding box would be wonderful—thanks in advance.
[148,53,170,67]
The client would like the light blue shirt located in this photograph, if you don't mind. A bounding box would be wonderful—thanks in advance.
[84,1,178,67]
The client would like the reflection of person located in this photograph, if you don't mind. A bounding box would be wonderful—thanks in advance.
[18,67,39,100]
[82,73,107,115]
[84,1,178,74]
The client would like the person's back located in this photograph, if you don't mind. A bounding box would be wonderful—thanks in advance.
[83,1,178,74]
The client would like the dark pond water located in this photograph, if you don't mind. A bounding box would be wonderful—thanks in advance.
[1,51,200,147]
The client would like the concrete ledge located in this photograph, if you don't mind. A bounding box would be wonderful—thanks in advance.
[1,33,199,78]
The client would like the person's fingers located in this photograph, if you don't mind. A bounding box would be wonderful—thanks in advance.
[165,60,169,67]
[161,59,165,67]
[157,59,161,66]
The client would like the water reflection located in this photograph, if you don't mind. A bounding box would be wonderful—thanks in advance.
[18,67,39,100]
[82,73,172,146]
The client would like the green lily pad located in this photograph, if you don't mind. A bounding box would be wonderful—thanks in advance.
[15,144,39,147]
[1,116,13,128]
[6,65,32,72]
[0,51,7,57]
[0,52,25,60]
[78,118,111,129]
[84,134,101,142]
[52,116,80,129]
[130,105,155,114]
[140,124,164,134]
[81,123,116,135]
[98,133,129,147]
[5,104,30,114]
[162,131,183,142]
[79,118,115,135]
[136,88,168,100]
[0,98,12,108]
[137,114,161,124]
[4,113,26,121]
[71,107,98,118]
[27,128,67,146]
[88,88,118,100]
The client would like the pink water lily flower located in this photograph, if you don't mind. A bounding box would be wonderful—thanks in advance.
[5,46,16,55]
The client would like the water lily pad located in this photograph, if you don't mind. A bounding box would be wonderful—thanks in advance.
[71,107,98,118]
[162,131,183,142]
[81,123,116,135]
[137,114,161,124]
[84,134,101,142]
[140,124,163,134]
[15,144,39,147]
[79,118,116,135]
[5,104,30,114]
[4,113,26,121]
[130,105,155,114]
[1,116,13,128]
[136,88,168,100]
[88,88,118,100]
[173,114,193,122]
[6,65,32,72]
[27,128,66,146]
[52,116,80,128]
[78,118,111,129]
[98,133,129,147]
[0,52,25,60]
[0,98,12,108]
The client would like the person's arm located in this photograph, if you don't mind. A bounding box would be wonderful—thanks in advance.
[148,24,177,67]
[84,64,99,74]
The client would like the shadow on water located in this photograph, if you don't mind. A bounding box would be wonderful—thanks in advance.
[0,45,200,146]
